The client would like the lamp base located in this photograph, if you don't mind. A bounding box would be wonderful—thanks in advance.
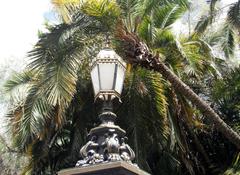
[58,161,150,175]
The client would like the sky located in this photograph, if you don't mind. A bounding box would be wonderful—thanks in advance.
[0,0,54,64]
[0,0,55,129]
[222,0,238,5]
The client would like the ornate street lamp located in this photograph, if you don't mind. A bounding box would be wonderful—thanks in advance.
[58,41,149,175]
[75,44,136,167]
[90,46,126,101]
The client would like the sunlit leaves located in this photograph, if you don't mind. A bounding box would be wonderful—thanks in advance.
[117,0,141,17]
[148,71,169,138]
[119,68,170,171]
[141,0,188,17]
[81,0,121,31]
[52,0,79,4]
[182,39,215,78]
[153,3,187,29]
[52,0,80,23]
[5,15,99,172]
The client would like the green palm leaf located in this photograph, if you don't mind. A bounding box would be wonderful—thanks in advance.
[227,1,240,29]
[210,0,219,12]
[153,3,187,29]
[4,71,34,93]
[14,85,51,150]
[194,15,212,35]
[221,25,235,59]
[80,0,121,31]
[117,0,142,32]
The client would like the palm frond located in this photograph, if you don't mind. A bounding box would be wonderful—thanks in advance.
[202,28,223,46]
[117,0,142,32]
[194,15,212,35]
[80,0,121,31]
[28,24,69,70]
[210,0,219,21]
[146,70,169,138]
[14,85,52,150]
[202,23,236,59]
[210,0,219,12]
[221,25,235,59]
[138,16,156,44]
[4,71,34,93]
[118,68,171,171]
[153,28,175,48]
[153,3,187,29]
[160,37,187,72]
[41,50,80,107]
[182,39,215,78]
[141,0,161,16]
[141,0,188,17]
[28,22,93,109]
[52,0,80,23]
[227,1,240,29]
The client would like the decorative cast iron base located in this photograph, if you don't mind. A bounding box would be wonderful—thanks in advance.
[75,110,135,167]
[58,161,150,175]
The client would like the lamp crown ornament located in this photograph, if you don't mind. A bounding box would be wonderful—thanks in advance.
[76,38,135,167]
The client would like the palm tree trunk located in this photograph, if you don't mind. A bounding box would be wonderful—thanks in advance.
[119,34,240,149]
[151,60,240,149]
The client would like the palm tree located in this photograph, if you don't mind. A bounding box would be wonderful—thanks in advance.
[116,31,240,147]
[112,0,240,148]
[194,0,240,60]
[210,67,240,174]
[4,0,240,174]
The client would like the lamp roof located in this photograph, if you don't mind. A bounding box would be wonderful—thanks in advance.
[96,48,126,67]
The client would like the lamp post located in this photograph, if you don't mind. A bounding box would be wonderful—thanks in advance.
[58,43,150,175]
[76,45,136,166]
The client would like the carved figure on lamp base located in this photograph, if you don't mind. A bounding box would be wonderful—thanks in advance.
[75,108,136,167]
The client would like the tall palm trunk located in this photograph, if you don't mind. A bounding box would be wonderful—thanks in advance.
[117,32,240,149]
[153,61,240,148]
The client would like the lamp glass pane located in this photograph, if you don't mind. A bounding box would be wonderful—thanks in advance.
[90,65,99,95]
[99,63,115,90]
[115,65,125,94]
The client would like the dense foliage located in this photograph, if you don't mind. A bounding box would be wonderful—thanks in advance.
[1,0,240,175]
